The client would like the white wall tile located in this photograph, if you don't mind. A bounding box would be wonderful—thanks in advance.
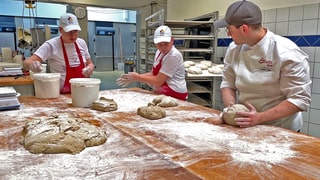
[300,123,308,134]
[289,6,303,21]
[318,19,320,34]
[276,7,289,22]
[310,94,320,111]
[308,123,320,138]
[217,28,227,38]
[288,21,302,35]
[302,109,310,122]
[216,47,225,60]
[312,78,320,94]
[264,9,276,23]
[302,19,318,35]
[313,62,320,78]
[310,62,314,78]
[264,22,276,33]
[275,22,288,35]
[315,47,320,63]
[301,47,316,62]
[303,4,319,19]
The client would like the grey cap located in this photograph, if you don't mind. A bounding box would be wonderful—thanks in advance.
[214,0,262,28]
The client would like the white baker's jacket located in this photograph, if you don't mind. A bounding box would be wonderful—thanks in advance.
[221,29,311,131]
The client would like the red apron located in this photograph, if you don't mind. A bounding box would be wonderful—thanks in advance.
[60,37,86,94]
[152,53,188,100]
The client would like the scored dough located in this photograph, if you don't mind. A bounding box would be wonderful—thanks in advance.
[200,60,213,67]
[195,63,209,70]
[152,95,178,107]
[22,114,107,154]
[187,66,202,74]
[223,104,249,126]
[91,97,118,112]
[137,104,166,120]
[184,60,195,66]
[208,66,223,74]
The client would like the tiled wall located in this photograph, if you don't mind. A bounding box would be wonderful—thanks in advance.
[215,3,320,138]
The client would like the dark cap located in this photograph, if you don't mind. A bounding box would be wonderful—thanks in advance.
[214,0,262,28]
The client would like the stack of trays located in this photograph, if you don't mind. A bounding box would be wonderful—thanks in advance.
[0,87,21,111]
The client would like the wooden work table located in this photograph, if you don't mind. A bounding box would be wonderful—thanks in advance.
[1,88,320,179]
[0,75,34,96]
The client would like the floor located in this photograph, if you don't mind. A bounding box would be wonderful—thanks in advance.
[91,70,138,90]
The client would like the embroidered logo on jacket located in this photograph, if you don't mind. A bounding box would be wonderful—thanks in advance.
[258,58,273,71]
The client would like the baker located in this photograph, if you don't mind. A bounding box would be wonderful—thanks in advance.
[23,13,95,94]
[215,0,311,131]
[116,25,188,100]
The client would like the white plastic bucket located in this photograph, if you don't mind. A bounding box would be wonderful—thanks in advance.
[69,78,101,107]
[33,73,61,98]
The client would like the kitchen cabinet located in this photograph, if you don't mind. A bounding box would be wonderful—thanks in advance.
[141,10,222,109]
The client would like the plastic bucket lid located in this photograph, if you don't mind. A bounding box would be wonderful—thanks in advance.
[33,73,61,81]
[69,78,101,87]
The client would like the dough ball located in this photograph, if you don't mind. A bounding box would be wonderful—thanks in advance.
[223,104,249,126]
[152,95,178,107]
[208,66,222,74]
[91,97,118,112]
[137,104,166,120]
[195,63,208,70]
[184,61,195,67]
[200,60,213,67]
[22,115,107,154]
[187,66,202,74]
[215,64,224,69]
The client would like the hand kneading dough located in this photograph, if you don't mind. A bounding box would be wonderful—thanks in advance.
[137,104,166,120]
[91,97,118,112]
[22,115,107,154]
[223,104,249,126]
[188,66,202,74]
[152,95,178,107]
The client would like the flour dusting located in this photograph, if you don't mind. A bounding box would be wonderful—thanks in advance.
[122,121,296,166]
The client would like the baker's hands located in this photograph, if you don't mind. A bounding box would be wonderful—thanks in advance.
[116,72,137,87]
[82,66,93,77]
[29,61,42,73]
[234,102,260,128]
[219,102,234,121]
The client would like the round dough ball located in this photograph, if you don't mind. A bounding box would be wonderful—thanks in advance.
[200,60,213,67]
[184,60,195,66]
[184,61,195,68]
[187,66,202,74]
[208,66,222,74]
[91,97,118,112]
[223,104,249,126]
[137,104,166,120]
[152,95,178,107]
[195,63,208,70]
[215,64,224,69]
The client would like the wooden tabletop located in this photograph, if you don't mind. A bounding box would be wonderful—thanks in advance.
[1,88,320,179]
[0,75,33,86]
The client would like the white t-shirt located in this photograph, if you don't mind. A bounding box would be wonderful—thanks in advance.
[221,29,311,131]
[153,46,187,94]
[34,36,91,88]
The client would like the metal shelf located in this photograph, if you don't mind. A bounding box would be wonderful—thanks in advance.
[142,9,220,108]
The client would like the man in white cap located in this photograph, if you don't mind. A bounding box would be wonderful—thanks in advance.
[117,25,188,100]
[215,0,311,131]
[24,13,95,94]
